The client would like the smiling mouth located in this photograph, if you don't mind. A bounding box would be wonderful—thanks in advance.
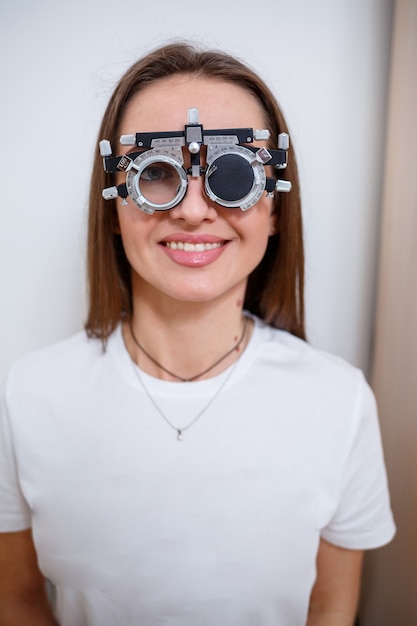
[163,241,224,252]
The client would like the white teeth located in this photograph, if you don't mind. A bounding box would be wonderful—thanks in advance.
[165,241,222,251]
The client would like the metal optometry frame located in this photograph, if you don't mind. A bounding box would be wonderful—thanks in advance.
[100,108,292,215]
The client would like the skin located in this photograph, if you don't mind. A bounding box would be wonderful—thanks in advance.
[0,530,58,624]
[307,539,363,625]
[0,75,363,625]
[116,76,276,381]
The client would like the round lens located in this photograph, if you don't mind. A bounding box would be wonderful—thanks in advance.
[139,161,183,204]
[126,150,188,212]
[206,154,254,203]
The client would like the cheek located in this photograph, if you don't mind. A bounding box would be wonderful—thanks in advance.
[116,199,147,232]
[234,196,274,238]
[116,201,165,260]
[116,203,145,254]
[227,208,272,272]
[248,203,275,257]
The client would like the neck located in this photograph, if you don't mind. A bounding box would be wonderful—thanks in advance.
[124,292,251,382]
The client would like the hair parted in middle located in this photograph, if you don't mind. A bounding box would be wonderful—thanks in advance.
[85,41,305,343]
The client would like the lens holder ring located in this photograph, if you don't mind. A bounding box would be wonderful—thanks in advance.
[204,144,267,211]
[126,147,188,214]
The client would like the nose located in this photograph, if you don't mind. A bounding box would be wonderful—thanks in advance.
[169,175,218,225]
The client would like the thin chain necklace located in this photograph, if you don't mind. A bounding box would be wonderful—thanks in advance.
[128,318,248,441]
[129,317,248,382]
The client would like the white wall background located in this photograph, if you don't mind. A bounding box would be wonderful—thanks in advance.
[0,0,393,382]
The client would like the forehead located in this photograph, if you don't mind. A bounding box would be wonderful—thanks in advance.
[119,75,267,135]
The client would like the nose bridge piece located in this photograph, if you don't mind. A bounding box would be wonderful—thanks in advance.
[185,108,203,177]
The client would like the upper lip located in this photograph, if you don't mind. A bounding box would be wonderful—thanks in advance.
[159,233,228,244]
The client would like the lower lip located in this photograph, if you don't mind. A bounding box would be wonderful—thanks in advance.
[160,243,228,267]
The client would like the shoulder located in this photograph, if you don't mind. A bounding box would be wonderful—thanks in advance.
[2,328,121,402]
[252,316,365,389]
[248,316,376,437]
[249,318,382,461]
[7,330,102,375]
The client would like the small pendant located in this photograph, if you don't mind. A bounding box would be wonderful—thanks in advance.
[177,429,183,442]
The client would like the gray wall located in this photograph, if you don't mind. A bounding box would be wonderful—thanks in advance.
[0,0,393,379]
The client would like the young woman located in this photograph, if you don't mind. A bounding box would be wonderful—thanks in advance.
[0,43,395,626]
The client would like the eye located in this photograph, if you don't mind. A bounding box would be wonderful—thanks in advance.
[140,163,174,182]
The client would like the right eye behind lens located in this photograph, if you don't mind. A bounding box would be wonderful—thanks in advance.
[125,149,188,212]
[139,162,182,203]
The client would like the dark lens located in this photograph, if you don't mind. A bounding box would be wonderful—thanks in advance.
[206,154,254,202]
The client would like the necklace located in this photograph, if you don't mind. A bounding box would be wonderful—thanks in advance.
[128,318,249,441]
[129,317,248,382]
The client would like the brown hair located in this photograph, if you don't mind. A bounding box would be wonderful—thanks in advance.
[85,42,305,342]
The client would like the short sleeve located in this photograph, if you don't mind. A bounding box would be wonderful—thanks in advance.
[321,373,396,549]
[0,377,32,531]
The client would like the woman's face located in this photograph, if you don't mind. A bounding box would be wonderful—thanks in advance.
[115,75,275,308]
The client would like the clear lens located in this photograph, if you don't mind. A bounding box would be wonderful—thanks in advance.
[126,149,188,212]
[138,161,183,204]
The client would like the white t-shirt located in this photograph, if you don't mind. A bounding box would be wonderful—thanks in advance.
[0,316,395,626]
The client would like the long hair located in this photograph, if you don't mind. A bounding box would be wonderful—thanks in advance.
[85,42,305,342]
